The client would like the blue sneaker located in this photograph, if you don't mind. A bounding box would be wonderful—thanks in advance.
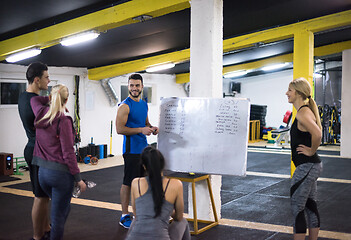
[119,214,132,229]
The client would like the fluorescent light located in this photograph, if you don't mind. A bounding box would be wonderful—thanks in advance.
[223,70,248,78]
[132,15,153,22]
[146,63,175,72]
[61,31,100,46]
[314,72,323,78]
[6,48,42,63]
[261,62,289,71]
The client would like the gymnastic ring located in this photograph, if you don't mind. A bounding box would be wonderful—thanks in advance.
[90,157,98,165]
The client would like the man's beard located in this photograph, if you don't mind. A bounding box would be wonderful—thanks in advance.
[129,90,141,98]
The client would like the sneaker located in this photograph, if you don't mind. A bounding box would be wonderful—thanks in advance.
[119,214,132,229]
[29,236,47,240]
[43,230,50,240]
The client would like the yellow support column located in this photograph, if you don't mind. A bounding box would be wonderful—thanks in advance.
[291,29,314,176]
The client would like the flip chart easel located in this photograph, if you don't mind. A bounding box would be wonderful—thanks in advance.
[158,97,250,176]
[158,97,250,234]
[166,172,218,235]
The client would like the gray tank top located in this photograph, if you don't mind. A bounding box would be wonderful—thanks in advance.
[126,177,174,240]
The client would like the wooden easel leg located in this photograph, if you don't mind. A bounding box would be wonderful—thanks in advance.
[206,177,218,223]
[192,181,198,234]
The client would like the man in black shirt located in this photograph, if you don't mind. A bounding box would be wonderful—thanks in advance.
[18,62,51,240]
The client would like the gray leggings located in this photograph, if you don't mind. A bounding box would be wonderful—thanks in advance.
[127,218,190,240]
[169,218,191,240]
[290,162,322,234]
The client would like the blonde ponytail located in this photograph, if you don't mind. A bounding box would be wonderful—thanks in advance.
[290,78,322,130]
[37,84,69,125]
[307,96,322,130]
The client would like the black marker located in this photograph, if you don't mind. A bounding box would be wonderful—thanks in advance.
[150,126,157,134]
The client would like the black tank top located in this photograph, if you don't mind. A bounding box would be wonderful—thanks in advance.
[290,105,321,167]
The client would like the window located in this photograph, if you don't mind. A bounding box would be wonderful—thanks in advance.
[40,86,53,96]
[121,85,153,103]
[0,79,58,107]
[40,80,57,96]
[0,80,27,105]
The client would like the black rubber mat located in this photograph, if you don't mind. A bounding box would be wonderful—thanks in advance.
[0,175,20,183]
[1,151,351,240]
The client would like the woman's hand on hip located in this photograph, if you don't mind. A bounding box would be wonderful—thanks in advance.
[296,144,315,156]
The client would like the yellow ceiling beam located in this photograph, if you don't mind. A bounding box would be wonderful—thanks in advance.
[175,40,351,84]
[315,40,351,56]
[223,54,293,75]
[175,72,191,84]
[0,0,190,59]
[225,40,351,74]
[88,49,190,80]
[90,10,351,80]
[223,10,351,53]
[175,55,294,84]
[301,10,351,33]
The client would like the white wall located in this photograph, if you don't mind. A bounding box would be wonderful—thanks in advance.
[79,73,186,156]
[0,63,186,158]
[3,63,350,158]
[0,63,292,158]
[0,63,87,157]
[341,49,351,158]
[223,69,293,128]
[0,64,185,157]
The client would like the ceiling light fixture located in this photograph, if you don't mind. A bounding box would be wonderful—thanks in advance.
[132,15,153,22]
[313,72,323,78]
[146,63,175,73]
[6,48,42,63]
[261,62,289,71]
[223,70,248,78]
[61,31,100,46]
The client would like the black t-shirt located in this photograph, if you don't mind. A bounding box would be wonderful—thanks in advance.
[18,91,38,147]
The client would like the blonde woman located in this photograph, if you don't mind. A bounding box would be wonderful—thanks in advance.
[286,78,322,240]
[31,84,86,240]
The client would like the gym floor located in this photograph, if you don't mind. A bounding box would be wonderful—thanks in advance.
[0,143,350,240]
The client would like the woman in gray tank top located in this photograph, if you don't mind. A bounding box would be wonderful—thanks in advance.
[126,147,190,240]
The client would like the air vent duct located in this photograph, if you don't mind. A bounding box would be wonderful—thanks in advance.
[100,79,118,107]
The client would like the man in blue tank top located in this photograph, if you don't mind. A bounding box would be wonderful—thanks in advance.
[116,73,159,228]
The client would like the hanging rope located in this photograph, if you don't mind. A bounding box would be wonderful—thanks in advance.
[74,75,81,144]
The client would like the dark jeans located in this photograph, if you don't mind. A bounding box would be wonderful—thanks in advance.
[24,145,48,197]
[39,167,74,240]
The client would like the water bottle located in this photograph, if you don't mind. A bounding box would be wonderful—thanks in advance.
[72,179,97,198]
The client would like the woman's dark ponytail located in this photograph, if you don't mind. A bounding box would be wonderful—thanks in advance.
[141,146,165,217]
